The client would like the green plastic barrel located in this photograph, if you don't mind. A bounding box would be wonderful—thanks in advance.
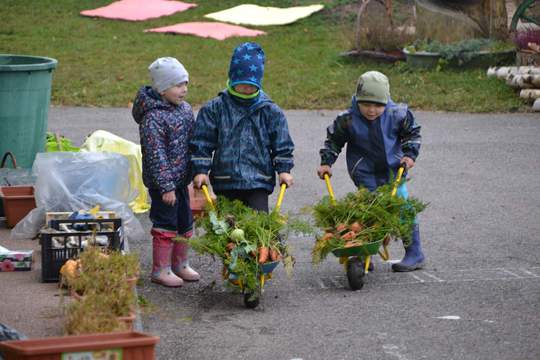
[0,54,57,168]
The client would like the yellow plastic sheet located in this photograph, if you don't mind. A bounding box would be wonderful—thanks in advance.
[81,130,150,213]
[205,4,324,26]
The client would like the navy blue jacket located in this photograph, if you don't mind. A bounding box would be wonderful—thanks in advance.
[132,86,195,193]
[320,97,421,190]
[190,90,294,193]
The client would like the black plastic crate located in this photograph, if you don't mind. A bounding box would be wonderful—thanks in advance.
[40,218,123,283]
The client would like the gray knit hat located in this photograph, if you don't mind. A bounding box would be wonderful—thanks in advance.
[148,57,189,93]
[355,71,390,105]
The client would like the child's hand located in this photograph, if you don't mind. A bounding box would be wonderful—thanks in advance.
[279,172,294,187]
[400,157,415,170]
[162,191,177,206]
[193,174,209,189]
[317,165,332,179]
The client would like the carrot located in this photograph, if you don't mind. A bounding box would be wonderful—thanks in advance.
[344,241,361,248]
[349,222,364,233]
[258,247,269,264]
[336,223,348,233]
[269,248,282,261]
[320,232,334,242]
[341,231,357,241]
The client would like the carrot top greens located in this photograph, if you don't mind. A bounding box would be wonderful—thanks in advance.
[311,183,427,265]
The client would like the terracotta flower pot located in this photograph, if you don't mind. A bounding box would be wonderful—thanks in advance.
[0,185,36,228]
[117,311,137,331]
[0,331,159,360]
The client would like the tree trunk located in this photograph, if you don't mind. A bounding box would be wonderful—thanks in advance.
[482,0,508,39]
[415,0,508,39]
[355,0,371,50]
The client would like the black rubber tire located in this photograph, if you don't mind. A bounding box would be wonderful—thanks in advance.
[244,292,260,309]
[346,257,365,291]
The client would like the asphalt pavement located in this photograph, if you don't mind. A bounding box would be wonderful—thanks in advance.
[43,107,540,360]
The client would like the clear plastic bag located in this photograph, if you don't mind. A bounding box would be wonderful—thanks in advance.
[0,168,35,186]
[11,152,145,242]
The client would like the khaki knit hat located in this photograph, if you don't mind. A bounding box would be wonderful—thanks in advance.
[355,71,390,105]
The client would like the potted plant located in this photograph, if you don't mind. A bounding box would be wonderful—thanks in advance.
[403,38,515,69]
[64,246,139,298]
[59,246,140,333]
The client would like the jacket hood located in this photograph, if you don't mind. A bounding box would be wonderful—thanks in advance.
[132,86,172,124]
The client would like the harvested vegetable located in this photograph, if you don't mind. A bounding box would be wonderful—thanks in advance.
[230,228,245,242]
[269,248,281,261]
[258,247,269,264]
[350,222,363,233]
[311,183,426,265]
[190,196,304,296]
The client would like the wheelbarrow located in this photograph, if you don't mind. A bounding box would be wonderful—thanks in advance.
[201,183,287,308]
[322,165,405,290]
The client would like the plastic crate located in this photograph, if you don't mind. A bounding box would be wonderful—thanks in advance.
[40,218,123,283]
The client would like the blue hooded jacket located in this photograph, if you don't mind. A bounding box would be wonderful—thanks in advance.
[320,97,421,190]
[190,90,294,193]
[132,86,195,193]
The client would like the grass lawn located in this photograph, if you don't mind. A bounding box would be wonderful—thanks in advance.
[1,0,528,112]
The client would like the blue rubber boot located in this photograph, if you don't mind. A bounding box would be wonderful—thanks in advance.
[392,224,425,272]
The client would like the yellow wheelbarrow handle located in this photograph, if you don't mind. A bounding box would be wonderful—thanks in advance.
[323,173,336,205]
[391,166,405,197]
[201,184,215,210]
[275,183,287,213]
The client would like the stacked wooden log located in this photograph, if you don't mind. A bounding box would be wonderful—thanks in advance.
[487,66,540,111]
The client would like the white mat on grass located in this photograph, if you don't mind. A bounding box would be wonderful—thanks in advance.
[205,4,324,26]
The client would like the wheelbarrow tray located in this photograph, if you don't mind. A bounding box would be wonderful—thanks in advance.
[225,260,280,282]
[260,260,280,274]
[332,239,383,258]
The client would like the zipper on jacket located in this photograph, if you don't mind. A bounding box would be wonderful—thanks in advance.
[350,157,364,175]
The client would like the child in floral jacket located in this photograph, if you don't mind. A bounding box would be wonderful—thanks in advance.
[132,57,199,287]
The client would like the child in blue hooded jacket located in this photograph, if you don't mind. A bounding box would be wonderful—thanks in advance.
[190,42,294,212]
[317,71,425,272]
[132,57,200,287]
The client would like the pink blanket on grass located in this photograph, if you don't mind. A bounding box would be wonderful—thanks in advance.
[80,0,197,21]
[145,22,265,40]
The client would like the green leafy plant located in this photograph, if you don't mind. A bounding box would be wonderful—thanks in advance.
[190,197,308,296]
[61,246,139,335]
[310,182,427,265]
[64,293,130,335]
[406,38,514,64]
[45,132,80,152]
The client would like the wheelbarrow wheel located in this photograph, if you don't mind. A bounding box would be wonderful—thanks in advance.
[346,257,365,291]
[244,292,260,309]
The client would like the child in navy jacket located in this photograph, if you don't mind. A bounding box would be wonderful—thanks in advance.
[190,42,294,212]
[318,71,425,272]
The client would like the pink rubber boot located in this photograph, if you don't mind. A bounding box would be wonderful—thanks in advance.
[172,230,200,281]
[151,228,184,287]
